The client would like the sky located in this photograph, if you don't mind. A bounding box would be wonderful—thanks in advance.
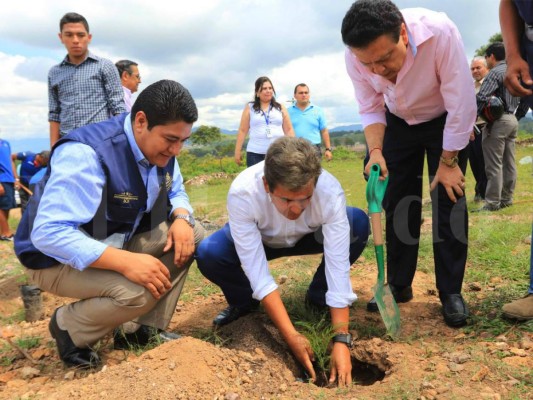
[0,0,501,150]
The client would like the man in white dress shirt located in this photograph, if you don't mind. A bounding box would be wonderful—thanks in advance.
[196,136,368,386]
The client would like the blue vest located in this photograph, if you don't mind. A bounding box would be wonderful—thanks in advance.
[14,113,174,269]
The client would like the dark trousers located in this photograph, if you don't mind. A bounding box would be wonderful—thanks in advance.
[246,152,265,167]
[383,111,468,294]
[195,207,369,307]
[468,127,487,199]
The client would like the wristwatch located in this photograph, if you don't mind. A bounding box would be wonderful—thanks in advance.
[439,155,459,168]
[332,333,353,348]
[325,148,332,152]
[173,213,195,228]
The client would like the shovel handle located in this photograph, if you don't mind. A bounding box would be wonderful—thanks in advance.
[370,213,383,246]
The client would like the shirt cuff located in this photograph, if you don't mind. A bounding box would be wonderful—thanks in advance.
[361,112,387,129]
[326,290,358,308]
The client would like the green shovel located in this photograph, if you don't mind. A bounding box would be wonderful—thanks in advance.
[365,163,401,338]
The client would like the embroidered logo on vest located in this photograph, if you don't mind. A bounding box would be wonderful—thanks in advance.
[114,192,139,204]
[165,172,173,191]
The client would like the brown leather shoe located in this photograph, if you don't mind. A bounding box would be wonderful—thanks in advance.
[502,294,533,321]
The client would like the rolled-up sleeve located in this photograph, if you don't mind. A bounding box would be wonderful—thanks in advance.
[227,190,277,301]
[322,191,358,308]
[436,25,476,151]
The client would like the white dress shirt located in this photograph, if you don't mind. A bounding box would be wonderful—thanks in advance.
[227,162,358,308]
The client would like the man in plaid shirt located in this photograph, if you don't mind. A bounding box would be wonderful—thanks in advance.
[48,12,126,146]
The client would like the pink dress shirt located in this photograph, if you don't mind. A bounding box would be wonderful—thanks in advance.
[345,8,476,151]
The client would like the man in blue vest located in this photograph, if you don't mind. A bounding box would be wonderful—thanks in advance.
[499,0,533,321]
[14,80,204,368]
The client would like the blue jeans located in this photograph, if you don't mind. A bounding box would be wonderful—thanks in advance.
[195,207,369,307]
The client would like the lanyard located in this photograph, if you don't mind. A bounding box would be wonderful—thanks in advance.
[261,104,272,126]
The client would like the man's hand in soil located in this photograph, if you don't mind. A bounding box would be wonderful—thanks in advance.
[286,333,316,382]
[329,342,352,387]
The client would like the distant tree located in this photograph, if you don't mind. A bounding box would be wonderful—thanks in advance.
[475,32,503,56]
[191,125,222,146]
[343,136,356,146]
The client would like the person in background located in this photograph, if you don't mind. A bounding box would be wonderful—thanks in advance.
[288,83,333,161]
[48,12,126,146]
[197,137,369,387]
[0,138,17,240]
[11,150,50,213]
[469,56,489,202]
[115,59,142,112]
[15,80,204,368]
[498,0,533,321]
[234,76,295,167]
[475,42,527,212]
[342,0,476,327]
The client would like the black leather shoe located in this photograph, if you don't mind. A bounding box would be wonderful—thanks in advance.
[113,325,181,350]
[440,293,469,327]
[49,308,100,369]
[367,285,413,312]
[213,303,259,326]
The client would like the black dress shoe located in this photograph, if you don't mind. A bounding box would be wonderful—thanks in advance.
[114,325,181,350]
[49,308,101,369]
[213,303,259,326]
[440,293,469,327]
[367,284,413,312]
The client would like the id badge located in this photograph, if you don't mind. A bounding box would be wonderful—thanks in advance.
[265,127,272,138]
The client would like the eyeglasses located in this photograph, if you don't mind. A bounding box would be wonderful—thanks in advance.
[130,73,141,80]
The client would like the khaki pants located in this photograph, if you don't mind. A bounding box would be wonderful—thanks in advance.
[26,221,205,348]
[482,114,518,207]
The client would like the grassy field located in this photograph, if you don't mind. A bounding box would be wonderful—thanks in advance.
[182,139,533,338]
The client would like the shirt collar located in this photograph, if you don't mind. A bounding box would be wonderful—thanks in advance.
[123,115,151,168]
[60,50,99,66]
[402,9,437,58]
[291,102,314,112]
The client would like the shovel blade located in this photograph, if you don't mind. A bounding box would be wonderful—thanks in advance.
[373,283,401,338]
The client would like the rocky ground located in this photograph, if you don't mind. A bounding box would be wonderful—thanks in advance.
[0,210,532,399]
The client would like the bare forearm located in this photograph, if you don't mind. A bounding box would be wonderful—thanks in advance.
[500,0,523,59]
[364,123,386,150]
[262,290,298,340]
[49,121,60,147]
[330,307,350,333]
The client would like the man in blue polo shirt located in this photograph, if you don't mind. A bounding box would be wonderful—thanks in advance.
[0,138,17,240]
[12,150,50,213]
[288,83,333,161]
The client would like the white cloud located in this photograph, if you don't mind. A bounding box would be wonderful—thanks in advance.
[0,0,501,140]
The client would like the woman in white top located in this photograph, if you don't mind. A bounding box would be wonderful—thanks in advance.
[234,76,294,167]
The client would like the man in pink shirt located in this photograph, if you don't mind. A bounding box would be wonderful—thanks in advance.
[342,0,476,327]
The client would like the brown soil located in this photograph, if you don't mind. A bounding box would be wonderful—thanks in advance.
[0,242,532,399]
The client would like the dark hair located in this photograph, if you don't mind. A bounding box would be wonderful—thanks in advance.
[264,137,321,192]
[485,42,505,62]
[115,60,138,78]
[341,0,403,48]
[293,83,308,94]
[38,151,51,165]
[130,80,198,129]
[251,76,282,113]
[60,12,89,33]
